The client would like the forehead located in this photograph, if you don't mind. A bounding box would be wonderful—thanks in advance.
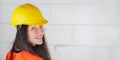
[28,25,43,27]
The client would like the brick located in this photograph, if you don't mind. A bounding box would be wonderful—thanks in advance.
[56,46,112,60]
[0,0,75,4]
[75,26,120,47]
[0,24,16,42]
[44,24,74,45]
[51,5,77,24]
[50,3,120,25]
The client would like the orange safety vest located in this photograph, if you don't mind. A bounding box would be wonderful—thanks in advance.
[6,51,43,60]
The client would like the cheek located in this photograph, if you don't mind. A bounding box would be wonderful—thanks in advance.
[28,32,36,41]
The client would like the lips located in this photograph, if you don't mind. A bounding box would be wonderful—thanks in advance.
[36,37,42,39]
[35,35,43,40]
[35,36,43,39]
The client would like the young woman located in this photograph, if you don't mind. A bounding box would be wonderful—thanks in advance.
[6,3,51,60]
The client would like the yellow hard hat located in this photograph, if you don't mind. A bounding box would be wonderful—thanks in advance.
[11,3,48,26]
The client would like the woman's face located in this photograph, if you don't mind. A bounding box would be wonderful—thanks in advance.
[27,25,44,46]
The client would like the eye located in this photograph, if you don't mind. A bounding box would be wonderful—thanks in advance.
[31,27,35,30]
[39,26,43,29]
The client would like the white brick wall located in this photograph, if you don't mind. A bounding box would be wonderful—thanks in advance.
[45,24,74,45]
[0,0,120,60]
[75,26,120,46]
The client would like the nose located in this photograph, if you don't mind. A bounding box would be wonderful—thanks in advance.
[37,27,44,35]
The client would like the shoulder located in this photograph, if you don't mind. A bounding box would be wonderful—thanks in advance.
[6,51,24,60]
[6,51,27,60]
[6,51,43,60]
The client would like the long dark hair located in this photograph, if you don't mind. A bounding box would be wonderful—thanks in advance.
[10,25,51,60]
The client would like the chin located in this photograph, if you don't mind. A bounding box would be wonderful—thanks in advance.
[37,41,43,45]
